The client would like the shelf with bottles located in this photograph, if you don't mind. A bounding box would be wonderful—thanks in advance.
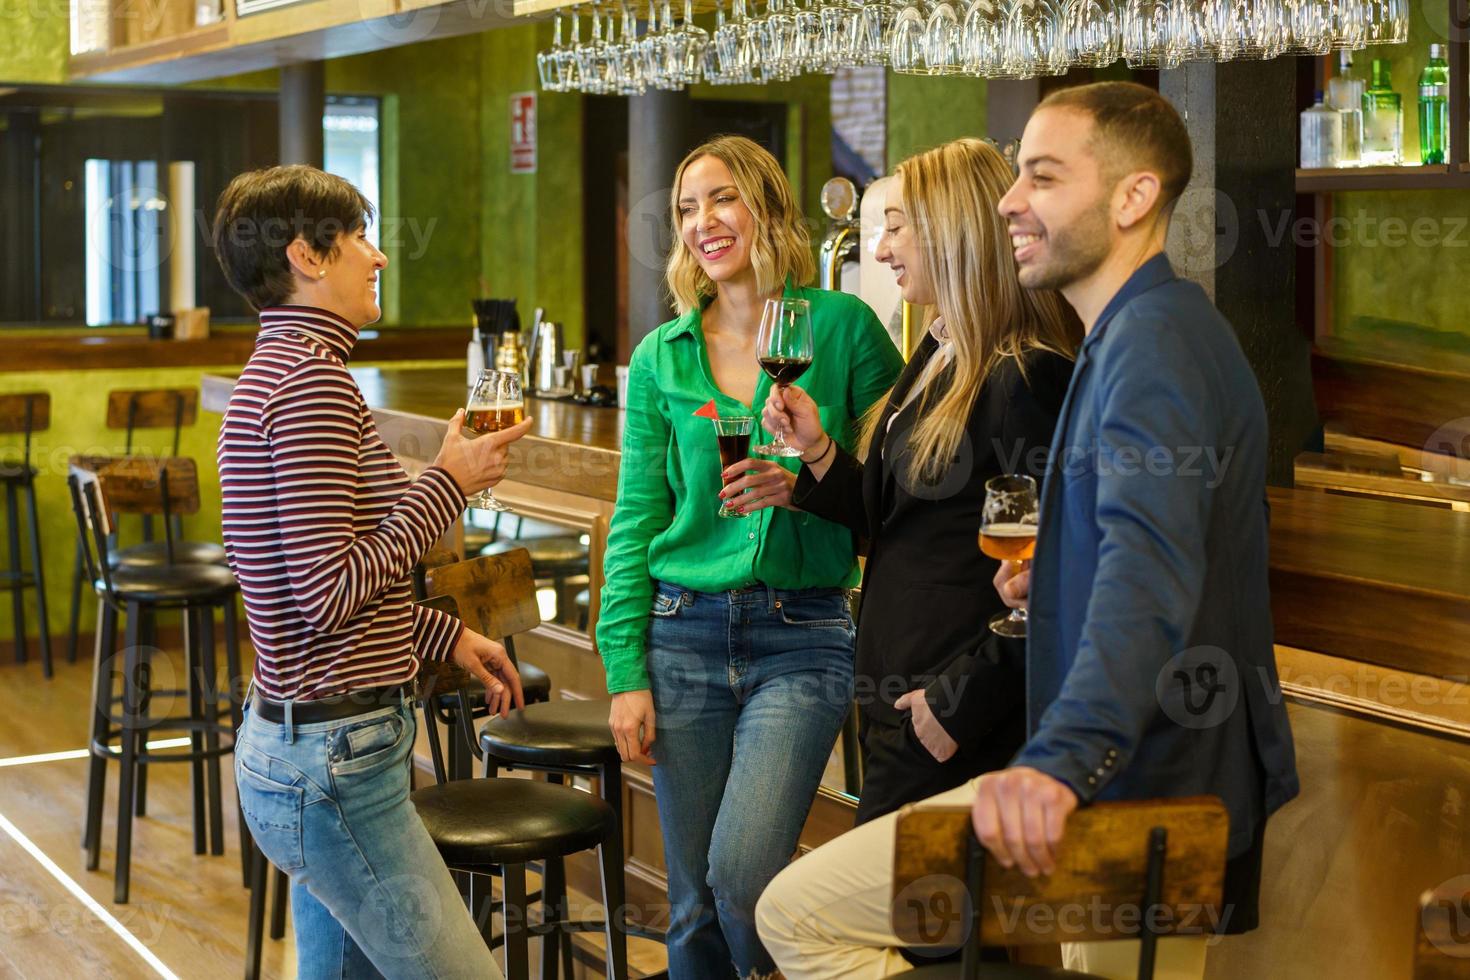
[1296,27,1467,194]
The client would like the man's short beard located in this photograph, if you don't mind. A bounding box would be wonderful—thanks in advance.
[1019,198,1112,292]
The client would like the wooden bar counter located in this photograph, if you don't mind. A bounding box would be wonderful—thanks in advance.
[204,366,1470,978]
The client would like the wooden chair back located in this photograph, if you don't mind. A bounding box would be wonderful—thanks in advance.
[105,387,198,455]
[412,594,484,785]
[0,393,50,435]
[1415,880,1470,978]
[97,457,201,518]
[423,550,542,660]
[0,393,50,465]
[891,797,1229,957]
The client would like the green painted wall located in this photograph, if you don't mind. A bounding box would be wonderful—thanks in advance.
[0,0,68,83]
[0,359,460,648]
[886,71,987,165]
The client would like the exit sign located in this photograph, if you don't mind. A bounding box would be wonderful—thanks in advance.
[510,93,536,175]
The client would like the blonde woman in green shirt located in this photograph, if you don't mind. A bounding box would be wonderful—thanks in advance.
[598,135,902,979]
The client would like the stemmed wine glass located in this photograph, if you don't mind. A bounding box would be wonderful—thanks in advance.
[463,369,524,514]
[753,297,813,458]
[979,475,1039,637]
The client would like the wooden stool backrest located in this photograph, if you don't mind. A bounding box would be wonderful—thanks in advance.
[1415,880,1470,978]
[0,393,50,435]
[423,549,542,652]
[105,388,198,455]
[0,393,50,464]
[97,457,201,519]
[891,797,1229,949]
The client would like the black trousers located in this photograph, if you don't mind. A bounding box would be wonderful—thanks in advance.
[854,707,1027,826]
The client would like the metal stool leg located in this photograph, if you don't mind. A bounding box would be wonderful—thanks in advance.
[67,537,84,664]
[134,613,157,820]
[83,601,117,868]
[245,843,269,980]
[114,603,142,904]
[223,598,251,886]
[598,762,629,980]
[504,863,531,980]
[199,606,226,856]
[182,608,206,853]
[269,866,288,940]
[22,478,51,678]
[7,481,27,664]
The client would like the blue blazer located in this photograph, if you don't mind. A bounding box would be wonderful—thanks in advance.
[1013,254,1299,856]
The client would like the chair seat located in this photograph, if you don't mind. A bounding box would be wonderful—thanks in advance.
[479,536,589,579]
[0,460,36,482]
[411,777,614,867]
[108,540,228,570]
[894,962,1099,979]
[100,563,238,605]
[433,659,551,713]
[480,698,617,768]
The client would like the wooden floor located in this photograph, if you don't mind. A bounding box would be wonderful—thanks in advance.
[0,645,668,980]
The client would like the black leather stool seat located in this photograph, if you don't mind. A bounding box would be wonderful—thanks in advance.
[480,699,617,768]
[411,778,614,868]
[108,540,228,570]
[0,460,37,481]
[479,537,589,579]
[98,564,239,606]
[895,964,1098,978]
[433,659,551,713]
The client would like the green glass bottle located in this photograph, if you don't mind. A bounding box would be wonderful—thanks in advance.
[1419,44,1449,165]
[1362,58,1403,166]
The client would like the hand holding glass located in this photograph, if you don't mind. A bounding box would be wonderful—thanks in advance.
[980,474,1039,638]
[463,369,525,514]
[754,297,813,458]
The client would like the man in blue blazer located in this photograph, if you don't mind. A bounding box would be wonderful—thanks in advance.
[755,84,1299,979]
[977,82,1300,972]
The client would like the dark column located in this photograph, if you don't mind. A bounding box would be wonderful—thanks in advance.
[279,62,325,168]
[986,78,1041,145]
[626,89,692,350]
[1162,60,1317,487]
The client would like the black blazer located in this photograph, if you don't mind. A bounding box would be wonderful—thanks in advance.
[793,336,1074,745]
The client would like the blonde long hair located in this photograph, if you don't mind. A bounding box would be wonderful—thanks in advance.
[665,135,816,314]
[862,138,1080,482]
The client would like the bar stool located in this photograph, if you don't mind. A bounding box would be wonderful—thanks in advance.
[419,548,552,780]
[434,554,665,978]
[70,457,243,904]
[66,387,217,665]
[412,593,629,980]
[0,393,53,677]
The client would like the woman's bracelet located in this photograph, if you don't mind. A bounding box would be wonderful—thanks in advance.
[802,435,835,466]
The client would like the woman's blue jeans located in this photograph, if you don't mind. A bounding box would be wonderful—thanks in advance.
[234,696,503,979]
[646,582,855,979]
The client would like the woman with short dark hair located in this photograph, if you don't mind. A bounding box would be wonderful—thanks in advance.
[214,164,529,978]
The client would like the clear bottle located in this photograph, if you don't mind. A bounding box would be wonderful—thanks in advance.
[1419,44,1449,165]
[1301,92,1344,168]
[1362,58,1403,166]
[1327,50,1364,167]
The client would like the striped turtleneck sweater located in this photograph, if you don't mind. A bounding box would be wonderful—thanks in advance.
[218,306,466,702]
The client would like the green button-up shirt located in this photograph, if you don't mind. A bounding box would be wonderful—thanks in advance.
[596,284,904,693]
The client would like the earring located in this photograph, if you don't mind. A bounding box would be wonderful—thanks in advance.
[318,270,326,278]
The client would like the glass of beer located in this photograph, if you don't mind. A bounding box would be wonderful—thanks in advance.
[753,297,813,458]
[463,369,525,514]
[712,415,755,518]
[979,474,1038,638]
